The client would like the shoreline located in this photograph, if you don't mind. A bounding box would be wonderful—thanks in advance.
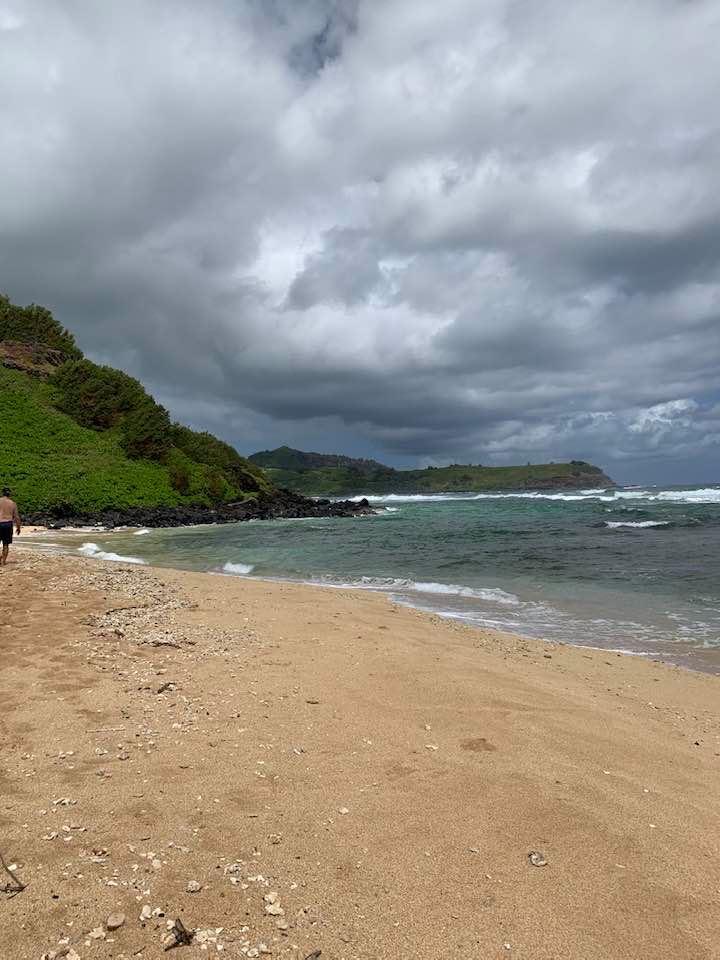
[19,526,720,677]
[2,549,720,959]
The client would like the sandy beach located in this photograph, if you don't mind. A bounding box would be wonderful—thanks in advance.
[2,548,719,960]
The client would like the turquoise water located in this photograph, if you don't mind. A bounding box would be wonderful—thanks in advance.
[40,485,720,670]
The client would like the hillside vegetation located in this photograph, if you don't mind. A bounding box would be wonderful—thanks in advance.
[1,294,82,359]
[1,295,272,513]
[250,446,614,495]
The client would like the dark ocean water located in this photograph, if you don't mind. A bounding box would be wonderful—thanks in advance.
[37,485,720,672]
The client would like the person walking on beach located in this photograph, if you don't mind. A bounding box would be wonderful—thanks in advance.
[0,488,21,567]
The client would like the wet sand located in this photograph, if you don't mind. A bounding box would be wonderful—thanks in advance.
[1,549,719,959]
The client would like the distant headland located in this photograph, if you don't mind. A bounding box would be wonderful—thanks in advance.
[249,446,614,496]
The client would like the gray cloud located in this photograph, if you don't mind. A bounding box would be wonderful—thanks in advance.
[1,0,719,483]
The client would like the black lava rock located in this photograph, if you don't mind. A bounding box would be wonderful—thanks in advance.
[25,491,374,530]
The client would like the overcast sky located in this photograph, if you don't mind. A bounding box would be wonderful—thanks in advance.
[2,0,719,483]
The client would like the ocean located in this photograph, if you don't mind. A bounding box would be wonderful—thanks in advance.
[37,485,720,672]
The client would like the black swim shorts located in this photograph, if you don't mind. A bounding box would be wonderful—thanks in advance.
[0,522,13,546]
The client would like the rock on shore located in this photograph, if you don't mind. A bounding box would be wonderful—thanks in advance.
[24,489,374,530]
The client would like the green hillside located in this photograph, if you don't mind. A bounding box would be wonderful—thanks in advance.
[250,447,614,495]
[1,295,273,513]
[1,366,182,511]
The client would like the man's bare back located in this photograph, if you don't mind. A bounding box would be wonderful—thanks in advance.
[0,496,20,523]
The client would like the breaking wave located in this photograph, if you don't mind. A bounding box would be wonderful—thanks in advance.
[78,542,146,564]
[352,487,720,505]
[318,575,520,605]
[605,521,671,529]
[411,581,520,604]
[222,561,255,575]
[352,493,469,503]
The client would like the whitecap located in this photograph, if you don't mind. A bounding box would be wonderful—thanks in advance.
[78,542,146,564]
[222,561,255,575]
[605,521,670,529]
[648,488,720,503]
[349,486,720,505]
[350,493,468,503]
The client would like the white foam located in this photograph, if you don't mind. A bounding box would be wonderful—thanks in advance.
[605,521,670,529]
[316,575,520,605]
[62,525,108,532]
[350,493,467,503]
[585,647,652,657]
[222,561,255,575]
[351,491,616,503]
[133,528,152,536]
[350,486,720,505]
[474,491,616,501]
[78,542,146,564]
[647,488,720,503]
[410,581,520,604]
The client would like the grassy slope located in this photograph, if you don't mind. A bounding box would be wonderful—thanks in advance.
[260,461,612,496]
[1,366,204,511]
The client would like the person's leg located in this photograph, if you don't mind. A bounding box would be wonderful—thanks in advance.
[0,525,12,564]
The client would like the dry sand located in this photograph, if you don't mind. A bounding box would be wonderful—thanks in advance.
[1,549,719,959]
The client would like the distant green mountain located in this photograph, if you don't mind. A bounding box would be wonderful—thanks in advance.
[250,446,614,496]
[1,294,272,513]
[250,445,389,475]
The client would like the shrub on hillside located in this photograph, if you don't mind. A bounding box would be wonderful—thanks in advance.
[120,401,171,460]
[53,359,157,430]
[0,295,82,359]
[171,424,265,495]
[166,448,193,494]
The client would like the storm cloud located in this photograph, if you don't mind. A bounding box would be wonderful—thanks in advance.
[1,0,719,481]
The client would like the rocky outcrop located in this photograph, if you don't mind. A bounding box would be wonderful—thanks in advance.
[24,489,374,529]
[1,340,68,377]
[521,471,615,490]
